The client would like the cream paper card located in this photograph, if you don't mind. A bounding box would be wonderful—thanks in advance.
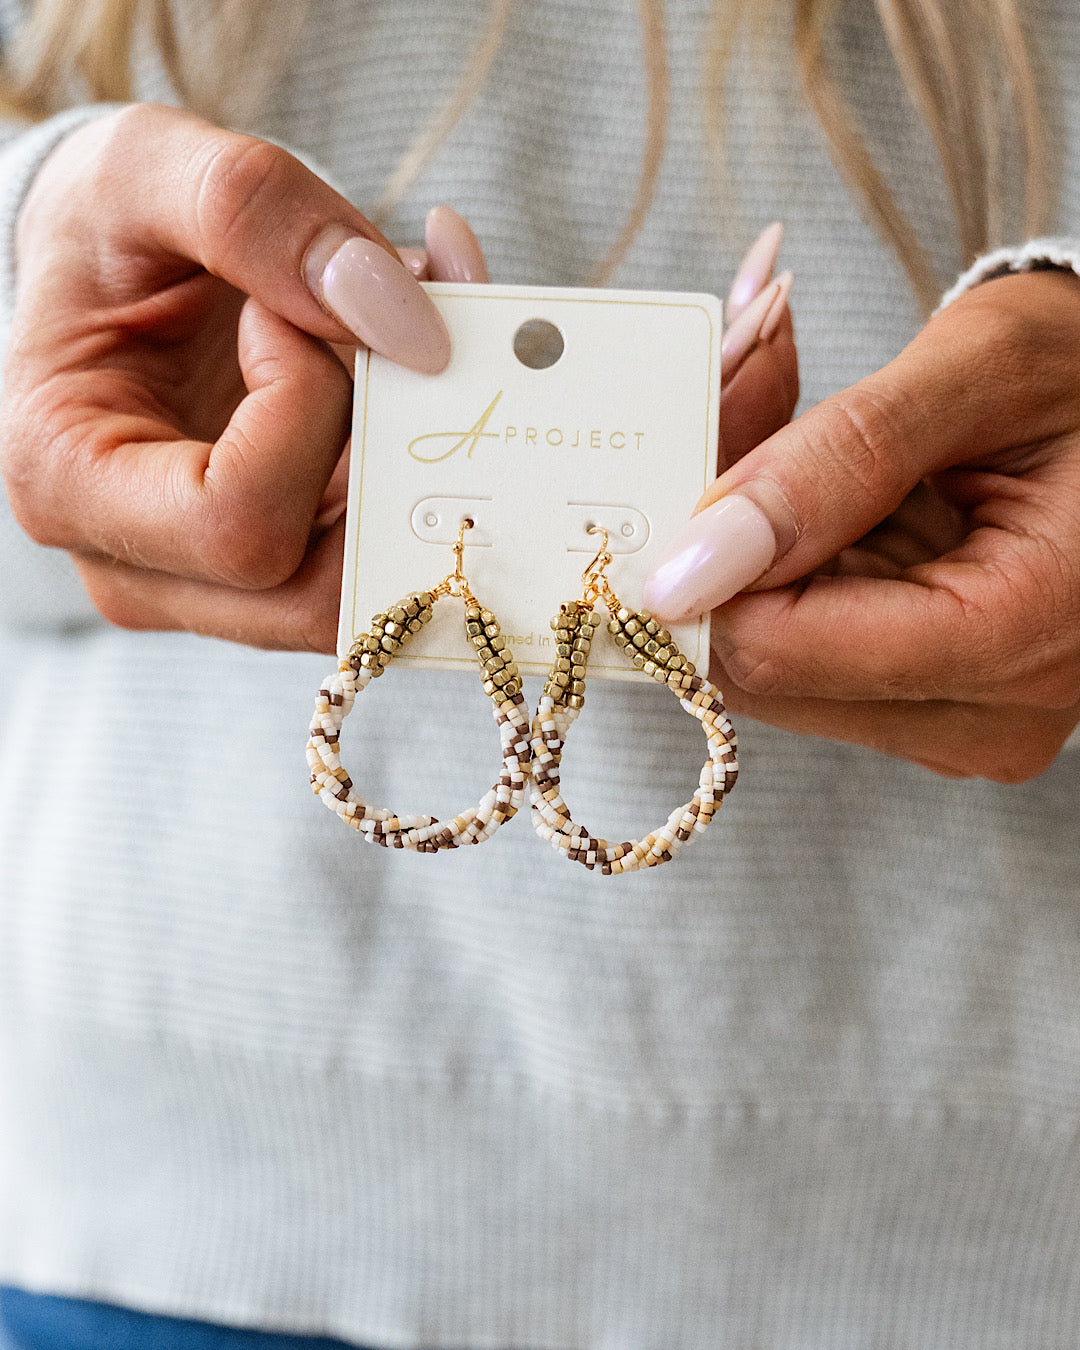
[338,283,721,680]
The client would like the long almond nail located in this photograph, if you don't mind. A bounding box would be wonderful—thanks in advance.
[758,269,793,343]
[726,222,783,323]
[426,205,490,283]
[720,277,782,385]
[304,225,450,374]
[641,494,777,623]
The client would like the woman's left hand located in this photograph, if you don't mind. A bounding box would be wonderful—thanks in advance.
[644,268,1080,782]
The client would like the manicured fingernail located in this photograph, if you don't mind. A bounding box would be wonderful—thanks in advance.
[398,246,429,278]
[726,222,783,322]
[642,493,777,622]
[425,205,489,283]
[304,225,450,375]
[720,272,792,385]
[758,269,793,342]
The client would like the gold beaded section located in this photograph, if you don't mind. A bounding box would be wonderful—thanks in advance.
[466,603,522,705]
[542,600,602,710]
[606,606,696,690]
[348,591,435,677]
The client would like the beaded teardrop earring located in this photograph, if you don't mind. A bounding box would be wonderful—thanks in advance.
[308,519,531,850]
[530,527,738,873]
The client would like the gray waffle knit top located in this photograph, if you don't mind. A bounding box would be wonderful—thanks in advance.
[1,1,1080,1346]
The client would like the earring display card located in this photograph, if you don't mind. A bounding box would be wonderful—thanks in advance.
[338,282,722,680]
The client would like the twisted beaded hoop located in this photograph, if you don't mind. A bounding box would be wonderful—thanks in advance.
[530,529,738,872]
[308,522,531,850]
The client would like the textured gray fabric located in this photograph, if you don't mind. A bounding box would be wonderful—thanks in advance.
[1,1,1079,1346]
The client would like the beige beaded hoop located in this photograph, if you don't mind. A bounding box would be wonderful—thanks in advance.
[308,522,531,850]
[530,529,738,873]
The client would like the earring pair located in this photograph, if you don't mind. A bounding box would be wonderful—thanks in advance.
[307,520,737,869]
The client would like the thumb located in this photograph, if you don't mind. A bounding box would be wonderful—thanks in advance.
[25,104,450,375]
[641,291,1037,624]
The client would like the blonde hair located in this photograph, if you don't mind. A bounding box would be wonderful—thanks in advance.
[0,0,1049,306]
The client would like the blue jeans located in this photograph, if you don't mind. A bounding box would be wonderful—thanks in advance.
[0,1289,376,1350]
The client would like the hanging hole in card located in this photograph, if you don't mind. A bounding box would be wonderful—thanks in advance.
[513,318,564,369]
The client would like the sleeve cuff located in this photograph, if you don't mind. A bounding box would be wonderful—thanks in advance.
[935,236,1080,314]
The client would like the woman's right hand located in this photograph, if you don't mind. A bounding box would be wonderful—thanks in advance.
[0,103,487,653]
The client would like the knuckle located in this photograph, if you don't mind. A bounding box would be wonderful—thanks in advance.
[76,567,156,632]
[198,499,305,591]
[193,133,295,269]
[808,387,911,519]
[982,737,1061,784]
[0,395,71,548]
[721,642,788,695]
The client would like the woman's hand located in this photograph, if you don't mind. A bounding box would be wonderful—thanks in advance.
[0,103,487,652]
[644,268,1080,781]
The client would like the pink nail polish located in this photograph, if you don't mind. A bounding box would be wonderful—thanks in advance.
[720,277,782,384]
[726,222,783,323]
[398,246,430,279]
[642,494,777,623]
[304,227,450,375]
[759,269,793,342]
[425,205,490,283]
